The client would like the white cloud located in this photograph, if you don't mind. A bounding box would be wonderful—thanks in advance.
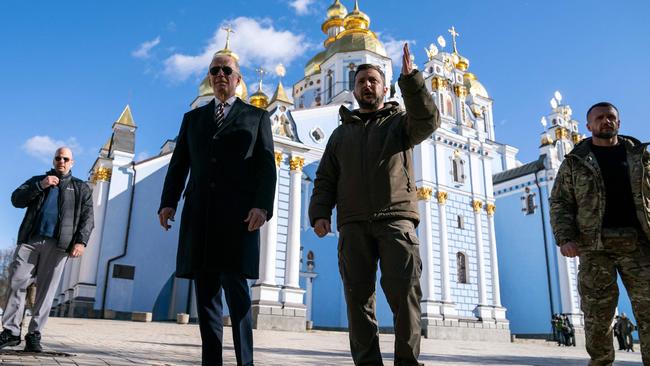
[289,0,315,15]
[383,38,416,68]
[136,151,151,161]
[163,17,309,82]
[132,36,161,59]
[22,136,83,164]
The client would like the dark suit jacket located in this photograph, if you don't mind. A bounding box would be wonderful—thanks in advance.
[159,98,276,279]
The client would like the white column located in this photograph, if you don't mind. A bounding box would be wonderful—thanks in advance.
[257,152,282,286]
[281,155,305,305]
[486,204,501,307]
[486,203,507,321]
[437,191,457,318]
[252,152,283,306]
[472,199,491,320]
[416,187,434,301]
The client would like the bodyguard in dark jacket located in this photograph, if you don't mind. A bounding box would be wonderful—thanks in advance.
[158,51,276,366]
[309,44,440,366]
[0,147,93,352]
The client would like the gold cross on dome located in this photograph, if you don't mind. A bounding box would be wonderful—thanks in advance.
[255,67,266,89]
[448,26,460,54]
[222,25,235,49]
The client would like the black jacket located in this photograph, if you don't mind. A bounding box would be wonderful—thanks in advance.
[12,170,94,251]
[159,98,277,279]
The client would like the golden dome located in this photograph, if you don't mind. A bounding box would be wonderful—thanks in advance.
[327,0,347,19]
[463,72,489,98]
[454,54,470,71]
[249,87,269,109]
[541,133,554,146]
[325,32,387,60]
[343,1,370,31]
[199,76,248,100]
[305,50,326,77]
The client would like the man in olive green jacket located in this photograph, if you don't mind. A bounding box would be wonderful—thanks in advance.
[309,44,440,366]
[550,102,650,366]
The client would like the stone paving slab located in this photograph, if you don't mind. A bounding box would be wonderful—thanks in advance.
[0,317,643,365]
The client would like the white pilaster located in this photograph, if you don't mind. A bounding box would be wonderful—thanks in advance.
[281,155,306,306]
[486,203,507,321]
[472,200,491,320]
[416,187,435,307]
[252,152,282,304]
[437,191,457,318]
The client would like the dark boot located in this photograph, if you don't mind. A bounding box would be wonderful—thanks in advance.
[0,329,20,349]
[24,331,42,353]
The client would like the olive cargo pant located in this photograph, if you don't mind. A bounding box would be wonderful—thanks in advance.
[579,228,650,366]
[338,219,423,366]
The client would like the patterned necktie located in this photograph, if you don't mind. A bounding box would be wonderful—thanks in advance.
[215,102,225,127]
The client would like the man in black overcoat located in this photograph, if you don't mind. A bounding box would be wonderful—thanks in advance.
[158,51,276,366]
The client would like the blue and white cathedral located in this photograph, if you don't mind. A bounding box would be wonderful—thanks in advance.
[50,0,614,341]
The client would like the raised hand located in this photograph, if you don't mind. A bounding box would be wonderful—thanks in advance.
[401,43,412,75]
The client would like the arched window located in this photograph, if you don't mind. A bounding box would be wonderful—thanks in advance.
[457,252,468,284]
[327,73,333,101]
[348,69,355,91]
[451,156,465,184]
[521,187,537,215]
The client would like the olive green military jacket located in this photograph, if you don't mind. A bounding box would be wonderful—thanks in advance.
[549,136,650,251]
[308,70,440,228]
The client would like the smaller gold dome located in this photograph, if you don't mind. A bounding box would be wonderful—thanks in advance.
[455,54,470,71]
[463,72,489,99]
[343,0,370,31]
[541,134,554,146]
[327,0,348,19]
[249,89,269,109]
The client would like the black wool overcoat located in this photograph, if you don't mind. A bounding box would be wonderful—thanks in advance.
[159,98,276,279]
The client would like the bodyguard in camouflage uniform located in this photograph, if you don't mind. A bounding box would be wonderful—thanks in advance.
[550,102,650,365]
[309,44,439,366]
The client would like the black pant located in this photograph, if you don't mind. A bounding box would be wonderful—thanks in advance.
[195,272,254,366]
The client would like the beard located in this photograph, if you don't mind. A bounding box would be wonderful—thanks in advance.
[354,92,383,111]
[593,128,618,139]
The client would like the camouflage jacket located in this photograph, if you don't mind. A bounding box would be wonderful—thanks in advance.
[549,135,650,250]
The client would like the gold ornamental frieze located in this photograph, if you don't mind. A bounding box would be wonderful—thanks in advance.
[94,167,112,183]
[471,199,483,213]
[275,151,284,167]
[486,203,496,216]
[417,186,433,201]
[289,156,305,171]
[437,191,448,204]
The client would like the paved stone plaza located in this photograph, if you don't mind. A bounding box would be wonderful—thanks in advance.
[0,317,643,365]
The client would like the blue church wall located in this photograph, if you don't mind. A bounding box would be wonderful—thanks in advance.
[100,163,180,314]
[495,186,555,335]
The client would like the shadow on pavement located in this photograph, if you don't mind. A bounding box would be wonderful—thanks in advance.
[420,354,642,366]
[0,350,73,357]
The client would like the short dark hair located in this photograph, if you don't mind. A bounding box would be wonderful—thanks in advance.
[586,102,619,121]
[354,64,386,86]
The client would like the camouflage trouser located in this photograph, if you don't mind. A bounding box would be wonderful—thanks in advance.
[579,229,650,366]
[338,219,423,366]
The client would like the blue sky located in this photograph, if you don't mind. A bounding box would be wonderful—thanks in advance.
[0,0,649,250]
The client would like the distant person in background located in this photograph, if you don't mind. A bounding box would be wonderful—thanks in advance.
[614,315,626,350]
[0,147,94,353]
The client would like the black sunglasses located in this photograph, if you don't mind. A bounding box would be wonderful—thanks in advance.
[209,66,235,76]
[54,156,71,162]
